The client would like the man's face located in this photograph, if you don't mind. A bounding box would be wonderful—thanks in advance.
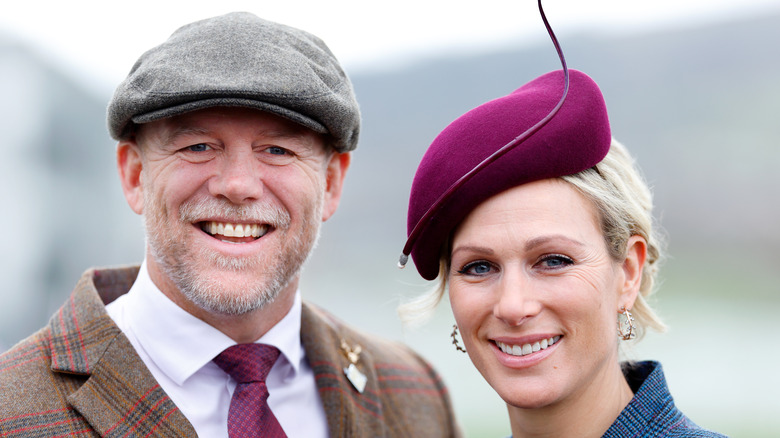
[118,107,349,316]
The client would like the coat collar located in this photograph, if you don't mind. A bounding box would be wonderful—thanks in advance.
[48,266,391,437]
[49,267,196,437]
[301,302,387,437]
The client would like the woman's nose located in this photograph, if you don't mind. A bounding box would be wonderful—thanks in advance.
[493,271,542,326]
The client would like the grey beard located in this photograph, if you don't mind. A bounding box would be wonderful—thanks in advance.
[144,196,321,316]
[170,257,288,315]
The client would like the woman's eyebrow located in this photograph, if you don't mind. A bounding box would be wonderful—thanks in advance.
[451,245,494,259]
[524,235,585,251]
[451,235,586,258]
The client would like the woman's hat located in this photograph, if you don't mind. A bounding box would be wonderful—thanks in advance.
[403,69,611,280]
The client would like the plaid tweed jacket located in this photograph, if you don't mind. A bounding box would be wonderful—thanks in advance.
[0,267,461,437]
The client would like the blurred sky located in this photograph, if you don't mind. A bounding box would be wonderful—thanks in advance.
[3,0,780,93]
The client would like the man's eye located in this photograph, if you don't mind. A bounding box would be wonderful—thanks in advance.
[266,146,289,156]
[186,143,211,152]
[457,261,494,276]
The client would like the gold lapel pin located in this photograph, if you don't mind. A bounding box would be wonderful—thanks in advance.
[340,338,367,393]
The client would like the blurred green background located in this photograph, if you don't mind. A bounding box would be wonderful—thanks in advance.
[2,2,778,436]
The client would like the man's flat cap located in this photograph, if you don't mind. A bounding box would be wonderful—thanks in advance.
[107,12,360,152]
[404,70,611,280]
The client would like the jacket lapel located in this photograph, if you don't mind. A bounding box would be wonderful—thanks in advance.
[301,302,386,437]
[50,268,197,437]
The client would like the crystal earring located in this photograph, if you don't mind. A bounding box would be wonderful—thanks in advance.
[618,306,637,340]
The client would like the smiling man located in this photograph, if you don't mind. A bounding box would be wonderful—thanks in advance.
[0,12,460,438]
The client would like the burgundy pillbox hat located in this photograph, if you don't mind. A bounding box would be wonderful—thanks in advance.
[404,69,611,280]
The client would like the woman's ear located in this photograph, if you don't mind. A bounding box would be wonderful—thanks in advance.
[117,140,144,215]
[620,235,647,309]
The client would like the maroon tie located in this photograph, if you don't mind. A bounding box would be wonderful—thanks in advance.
[213,344,287,438]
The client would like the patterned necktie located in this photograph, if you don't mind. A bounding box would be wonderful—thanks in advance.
[213,343,287,438]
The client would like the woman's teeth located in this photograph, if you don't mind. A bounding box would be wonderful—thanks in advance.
[496,336,561,357]
[204,221,268,238]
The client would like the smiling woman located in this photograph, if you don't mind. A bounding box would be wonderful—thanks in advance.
[397,62,727,438]
[399,70,729,436]
[448,174,645,421]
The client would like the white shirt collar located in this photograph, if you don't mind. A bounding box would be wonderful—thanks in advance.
[123,260,304,386]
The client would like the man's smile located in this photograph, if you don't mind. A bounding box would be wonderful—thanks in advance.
[199,221,271,243]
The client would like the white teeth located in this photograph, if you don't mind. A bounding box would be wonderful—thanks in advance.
[497,336,561,357]
[206,222,268,239]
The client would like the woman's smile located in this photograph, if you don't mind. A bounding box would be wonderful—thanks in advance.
[494,335,561,357]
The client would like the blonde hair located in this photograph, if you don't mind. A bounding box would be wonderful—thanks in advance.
[399,138,666,338]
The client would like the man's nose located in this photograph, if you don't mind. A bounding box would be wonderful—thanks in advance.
[209,148,264,204]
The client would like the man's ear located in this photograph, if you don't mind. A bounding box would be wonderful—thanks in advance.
[619,235,647,310]
[117,140,144,215]
[321,151,351,222]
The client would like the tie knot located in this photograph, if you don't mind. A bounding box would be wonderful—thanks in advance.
[214,343,281,384]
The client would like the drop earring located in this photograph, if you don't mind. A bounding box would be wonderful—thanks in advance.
[451,324,467,353]
[618,306,636,340]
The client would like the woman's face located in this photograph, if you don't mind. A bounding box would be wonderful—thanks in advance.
[448,178,643,410]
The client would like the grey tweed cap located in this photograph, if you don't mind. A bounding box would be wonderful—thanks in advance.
[107,12,360,152]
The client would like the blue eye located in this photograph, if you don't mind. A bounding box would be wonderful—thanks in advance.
[457,261,494,276]
[186,143,211,152]
[266,146,289,155]
[538,254,574,269]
